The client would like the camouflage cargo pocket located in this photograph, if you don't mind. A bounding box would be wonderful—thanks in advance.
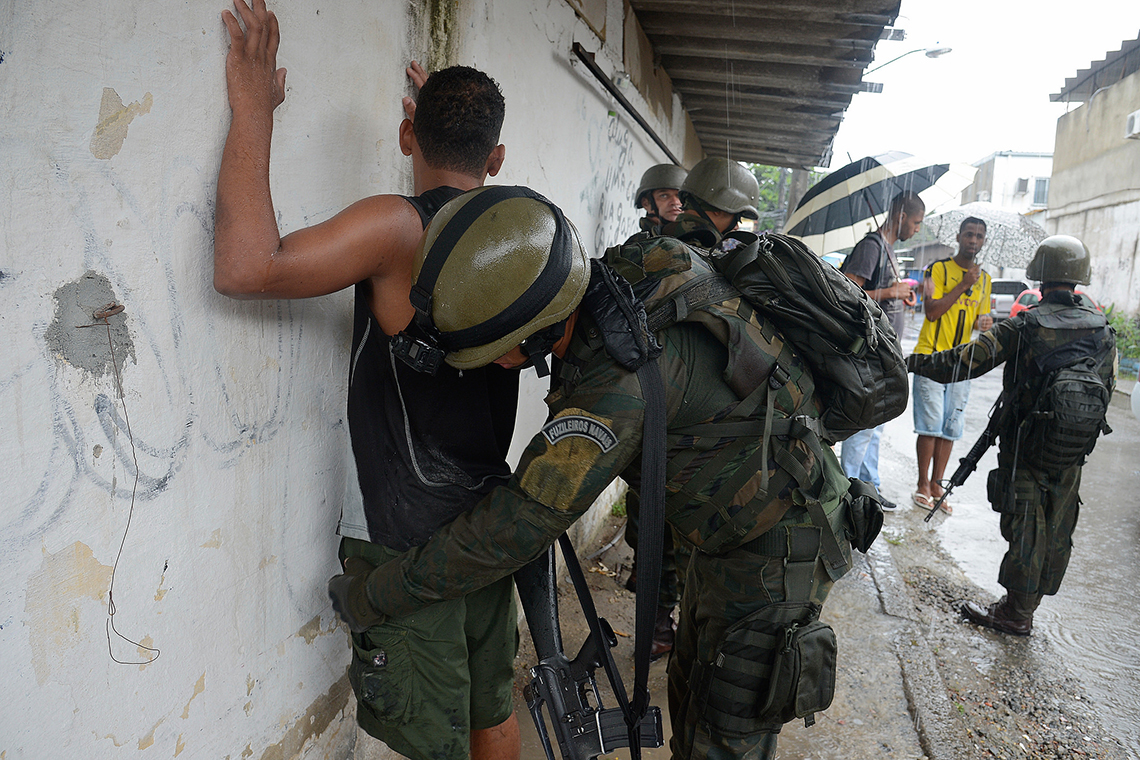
[695,602,835,736]
[349,626,417,724]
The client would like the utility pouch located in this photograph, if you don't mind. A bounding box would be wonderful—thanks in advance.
[842,478,884,553]
[695,602,835,737]
[987,468,1037,515]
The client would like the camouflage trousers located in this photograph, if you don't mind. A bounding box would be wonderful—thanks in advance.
[666,526,836,759]
[990,455,1083,598]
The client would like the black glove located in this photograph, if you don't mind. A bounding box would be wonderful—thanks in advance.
[328,557,384,633]
[844,479,884,554]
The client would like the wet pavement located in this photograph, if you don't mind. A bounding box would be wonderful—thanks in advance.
[881,314,1140,758]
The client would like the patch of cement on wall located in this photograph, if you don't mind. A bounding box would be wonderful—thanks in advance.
[44,271,135,380]
[256,669,353,760]
[24,541,114,685]
[90,87,153,160]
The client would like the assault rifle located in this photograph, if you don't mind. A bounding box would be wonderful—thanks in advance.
[925,392,1010,523]
[514,539,663,760]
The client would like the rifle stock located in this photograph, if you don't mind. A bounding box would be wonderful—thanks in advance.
[514,546,663,760]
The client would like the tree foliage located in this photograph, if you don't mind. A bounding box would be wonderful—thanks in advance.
[745,164,825,233]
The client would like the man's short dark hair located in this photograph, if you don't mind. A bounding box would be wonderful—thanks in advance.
[889,191,925,218]
[412,66,505,177]
[960,216,987,233]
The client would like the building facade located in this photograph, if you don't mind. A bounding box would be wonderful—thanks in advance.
[1047,36,1140,315]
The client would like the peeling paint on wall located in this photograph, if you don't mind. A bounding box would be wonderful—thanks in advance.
[90,87,153,160]
[138,717,164,750]
[255,670,352,760]
[296,613,331,645]
[24,541,113,685]
[181,672,206,719]
[297,614,322,644]
[43,271,135,380]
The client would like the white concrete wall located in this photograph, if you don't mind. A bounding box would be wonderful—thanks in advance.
[1048,68,1140,315]
[962,152,1053,213]
[0,0,696,757]
[989,153,1053,213]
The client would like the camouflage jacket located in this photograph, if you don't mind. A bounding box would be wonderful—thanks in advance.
[363,220,848,621]
[907,290,1116,453]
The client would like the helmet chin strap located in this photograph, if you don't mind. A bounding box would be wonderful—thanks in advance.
[518,319,567,377]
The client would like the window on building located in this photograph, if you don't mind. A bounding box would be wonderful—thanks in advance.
[1033,178,1049,205]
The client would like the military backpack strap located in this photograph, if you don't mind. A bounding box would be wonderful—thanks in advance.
[626,358,668,753]
[644,271,740,334]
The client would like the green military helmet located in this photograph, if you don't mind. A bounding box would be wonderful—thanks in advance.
[1026,235,1092,285]
[634,163,688,206]
[409,185,590,370]
[680,157,760,219]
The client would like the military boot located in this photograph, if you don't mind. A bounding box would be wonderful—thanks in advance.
[650,605,676,660]
[961,597,1033,636]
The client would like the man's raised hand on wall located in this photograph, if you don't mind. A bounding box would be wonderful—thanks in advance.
[222,0,287,116]
[402,60,428,122]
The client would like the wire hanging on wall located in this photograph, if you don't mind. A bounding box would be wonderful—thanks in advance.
[77,302,160,665]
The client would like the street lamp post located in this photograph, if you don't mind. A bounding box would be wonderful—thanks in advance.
[864,46,953,76]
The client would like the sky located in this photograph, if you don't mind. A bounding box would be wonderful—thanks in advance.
[827,1,1140,173]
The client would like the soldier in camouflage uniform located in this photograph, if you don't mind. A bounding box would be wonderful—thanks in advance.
[907,236,1116,636]
[623,162,691,660]
[632,163,688,235]
[330,166,861,759]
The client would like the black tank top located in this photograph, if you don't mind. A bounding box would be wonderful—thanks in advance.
[347,186,519,551]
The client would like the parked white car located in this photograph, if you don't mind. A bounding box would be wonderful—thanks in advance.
[990,278,1031,321]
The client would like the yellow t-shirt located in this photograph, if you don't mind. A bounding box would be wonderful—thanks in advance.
[915,258,992,354]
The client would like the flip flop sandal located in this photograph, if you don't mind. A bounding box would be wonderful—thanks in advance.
[912,492,934,510]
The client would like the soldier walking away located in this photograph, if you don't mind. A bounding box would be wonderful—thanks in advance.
[214,2,521,757]
[907,236,1116,635]
[329,164,880,758]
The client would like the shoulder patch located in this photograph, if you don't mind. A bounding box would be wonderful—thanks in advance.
[541,415,619,453]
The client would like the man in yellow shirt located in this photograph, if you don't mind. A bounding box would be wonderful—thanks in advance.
[910,217,993,513]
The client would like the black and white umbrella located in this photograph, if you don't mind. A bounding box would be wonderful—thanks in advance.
[784,152,977,255]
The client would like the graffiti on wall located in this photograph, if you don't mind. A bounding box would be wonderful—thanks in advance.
[1,138,342,548]
[578,100,643,256]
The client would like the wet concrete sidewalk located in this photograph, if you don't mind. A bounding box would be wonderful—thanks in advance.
[513,525,971,760]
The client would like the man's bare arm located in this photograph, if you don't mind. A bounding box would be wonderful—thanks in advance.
[922,264,981,321]
[213,0,422,302]
[844,273,913,303]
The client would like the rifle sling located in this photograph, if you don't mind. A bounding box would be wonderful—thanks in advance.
[557,357,667,759]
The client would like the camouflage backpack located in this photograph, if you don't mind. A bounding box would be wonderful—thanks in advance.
[611,230,907,443]
[1018,315,1114,470]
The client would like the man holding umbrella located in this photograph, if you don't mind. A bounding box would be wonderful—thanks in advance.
[838,191,924,507]
[911,217,993,513]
